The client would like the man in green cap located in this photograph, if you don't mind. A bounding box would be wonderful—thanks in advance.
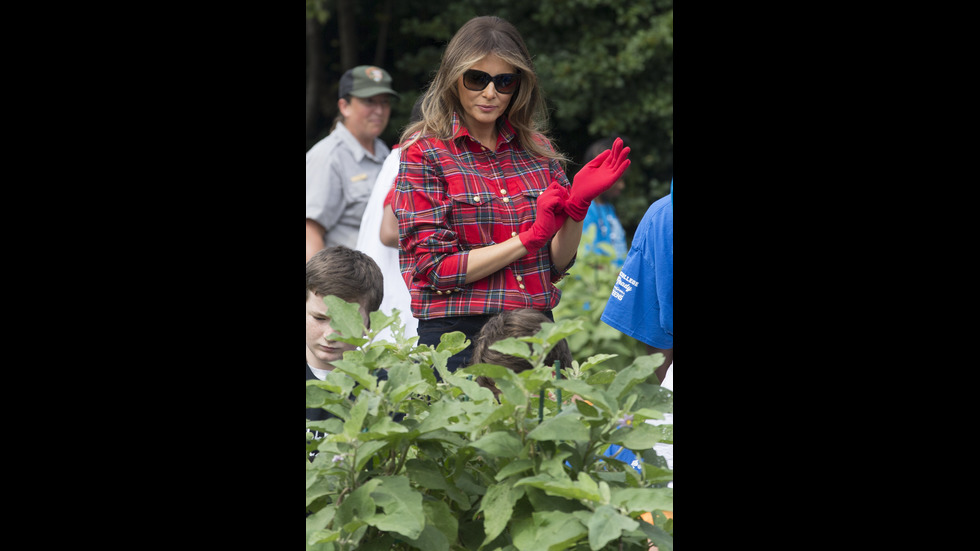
[306,66,401,260]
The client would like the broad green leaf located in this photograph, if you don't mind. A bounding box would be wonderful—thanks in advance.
[468,431,523,458]
[637,521,674,551]
[527,411,590,442]
[332,355,377,391]
[445,400,497,433]
[511,510,587,551]
[307,370,356,400]
[306,504,336,545]
[478,480,526,545]
[578,353,619,372]
[353,440,389,472]
[306,418,343,436]
[367,476,425,539]
[421,500,458,547]
[495,378,527,407]
[587,504,639,550]
[515,474,603,502]
[389,380,428,403]
[453,469,487,497]
[305,476,333,507]
[401,499,458,551]
[406,458,449,490]
[479,398,517,428]
[415,400,465,434]
[632,407,665,422]
[539,450,574,479]
[360,417,409,441]
[641,463,674,485]
[607,354,660,399]
[573,399,600,419]
[343,392,380,438]
[445,372,496,403]
[306,382,331,409]
[334,479,380,531]
[610,422,671,449]
[609,487,673,514]
[436,330,470,355]
[384,362,423,388]
[489,336,534,360]
[495,459,534,481]
[415,428,467,449]
[585,369,617,385]
[367,309,399,339]
[553,379,614,414]
[458,362,513,379]
[307,529,339,546]
[536,318,586,346]
[321,295,369,341]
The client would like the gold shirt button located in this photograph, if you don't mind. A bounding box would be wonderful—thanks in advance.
[436,290,443,295]
[516,275,523,281]
[474,196,481,203]
[500,188,507,194]
[519,284,525,290]
[511,231,517,237]
[502,197,510,203]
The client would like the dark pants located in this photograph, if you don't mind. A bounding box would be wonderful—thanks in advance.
[417,310,554,373]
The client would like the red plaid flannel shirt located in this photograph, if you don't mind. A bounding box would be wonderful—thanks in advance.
[393,115,574,320]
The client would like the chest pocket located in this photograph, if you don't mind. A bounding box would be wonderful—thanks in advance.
[446,178,500,248]
[346,172,374,204]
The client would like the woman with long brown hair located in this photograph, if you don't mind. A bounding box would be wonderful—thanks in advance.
[393,15,630,372]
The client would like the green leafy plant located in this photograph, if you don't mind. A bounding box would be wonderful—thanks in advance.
[306,296,673,550]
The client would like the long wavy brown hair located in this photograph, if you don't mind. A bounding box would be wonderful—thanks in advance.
[399,15,568,166]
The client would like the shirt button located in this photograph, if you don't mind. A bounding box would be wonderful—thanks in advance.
[499,188,507,194]
[511,231,517,237]
[474,196,481,203]
[519,284,526,290]
[516,275,523,282]
[502,197,510,203]
[436,290,443,295]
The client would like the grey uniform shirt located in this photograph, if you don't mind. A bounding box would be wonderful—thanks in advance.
[306,122,390,249]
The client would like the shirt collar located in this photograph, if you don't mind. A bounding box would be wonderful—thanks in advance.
[336,121,386,162]
[451,112,516,147]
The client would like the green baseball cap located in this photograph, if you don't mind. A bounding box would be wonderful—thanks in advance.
[339,65,400,99]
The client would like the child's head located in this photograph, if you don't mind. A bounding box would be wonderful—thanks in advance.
[470,309,572,398]
[305,246,384,370]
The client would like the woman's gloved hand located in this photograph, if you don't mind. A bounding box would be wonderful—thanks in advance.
[564,137,631,221]
[519,181,569,252]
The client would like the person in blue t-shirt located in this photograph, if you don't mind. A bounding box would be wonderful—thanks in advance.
[600,181,672,383]
[580,137,629,265]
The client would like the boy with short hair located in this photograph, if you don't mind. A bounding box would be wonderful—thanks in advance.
[306,245,384,422]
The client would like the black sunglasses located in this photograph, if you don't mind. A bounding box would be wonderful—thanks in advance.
[462,69,520,94]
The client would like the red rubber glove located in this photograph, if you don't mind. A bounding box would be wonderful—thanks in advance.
[564,137,631,221]
[519,182,569,252]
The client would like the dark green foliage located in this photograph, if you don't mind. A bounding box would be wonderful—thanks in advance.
[306,296,673,550]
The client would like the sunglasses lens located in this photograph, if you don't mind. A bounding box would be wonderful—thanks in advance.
[495,74,518,93]
[464,70,490,91]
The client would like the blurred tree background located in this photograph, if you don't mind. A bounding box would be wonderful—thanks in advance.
[306,0,672,242]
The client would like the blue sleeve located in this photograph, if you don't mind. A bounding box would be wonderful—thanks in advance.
[601,197,673,348]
